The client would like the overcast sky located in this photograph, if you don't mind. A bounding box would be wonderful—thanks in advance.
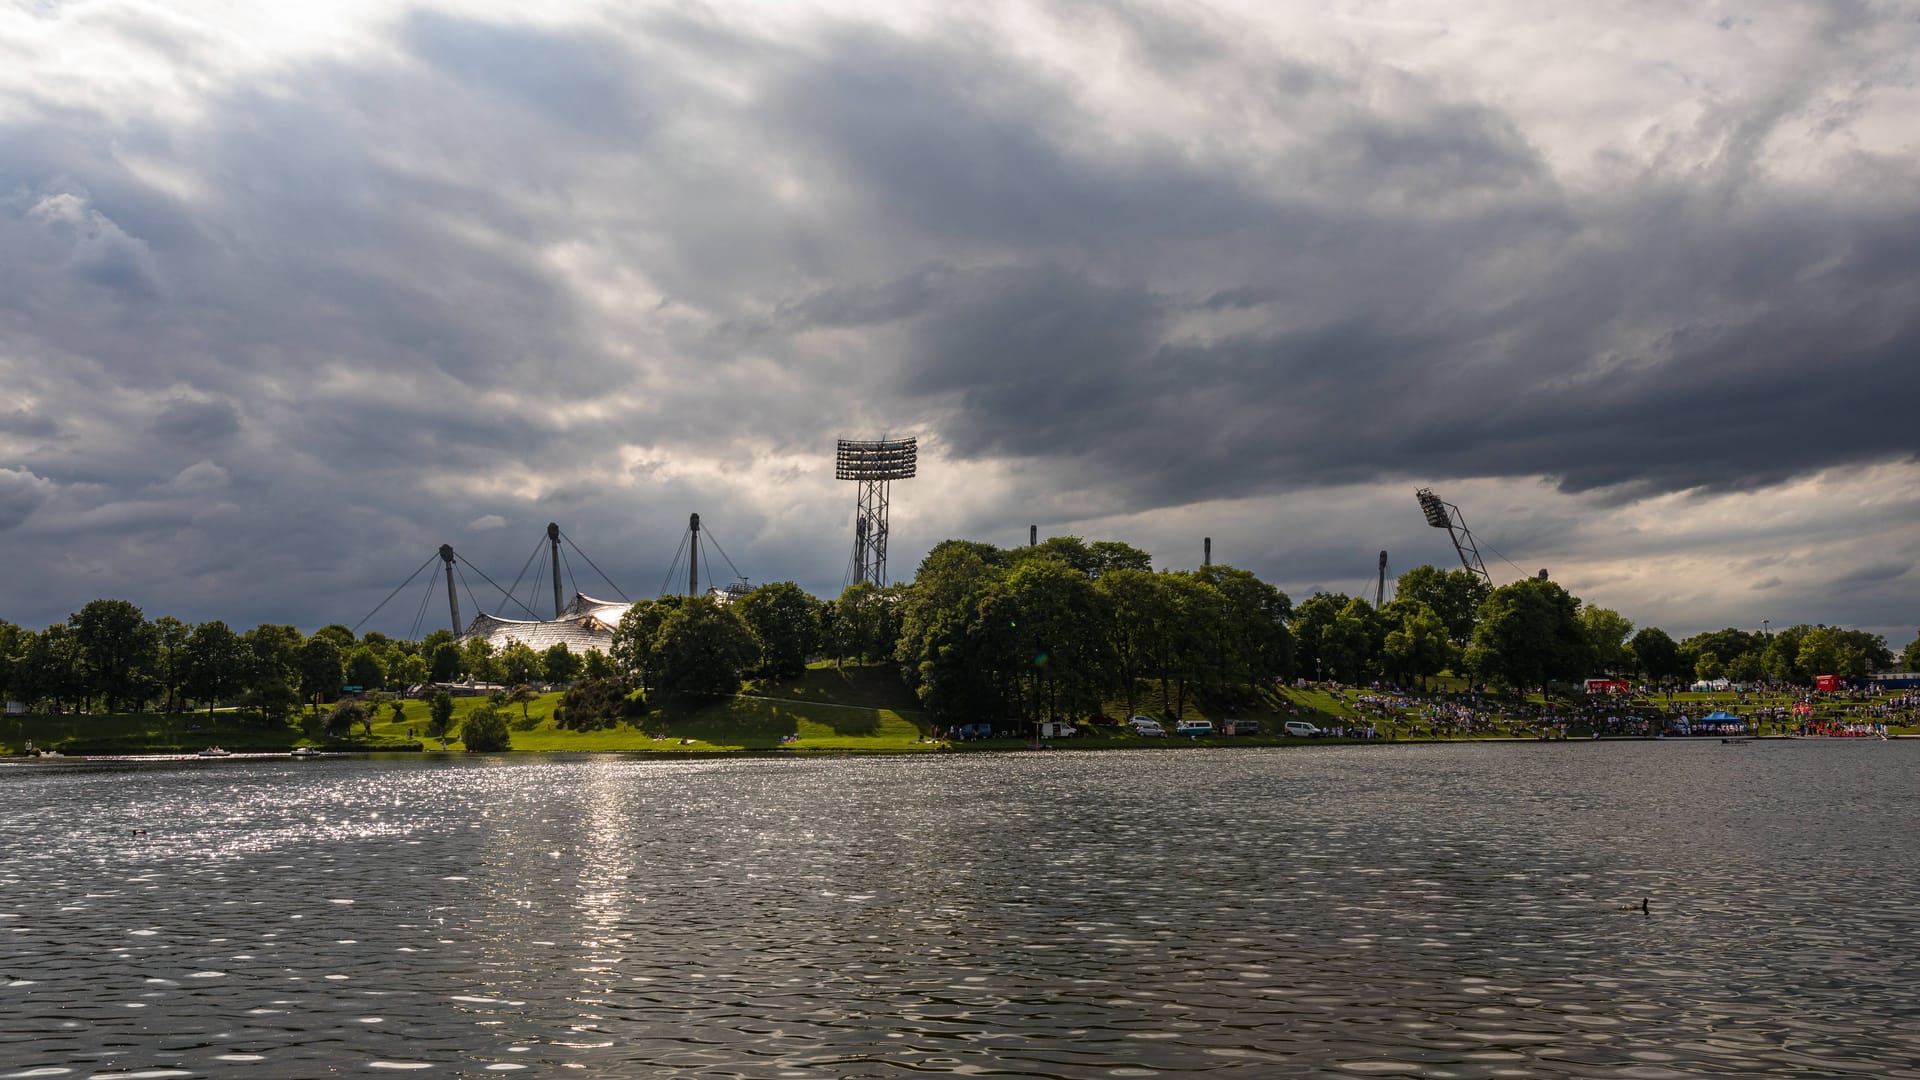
[3,0,1916,649]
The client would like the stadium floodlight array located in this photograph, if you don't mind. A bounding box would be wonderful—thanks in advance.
[1414,487,1492,586]
[838,437,917,588]
[835,438,918,481]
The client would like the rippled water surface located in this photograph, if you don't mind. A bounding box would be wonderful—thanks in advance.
[3,742,1917,1078]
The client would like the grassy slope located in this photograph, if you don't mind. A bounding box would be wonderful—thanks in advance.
[7,666,1912,755]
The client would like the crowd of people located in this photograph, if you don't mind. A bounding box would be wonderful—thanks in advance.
[1300,680,1917,739]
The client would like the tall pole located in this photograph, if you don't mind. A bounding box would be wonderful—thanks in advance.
[1204,537,1212,566]
[440,544,461,636]
[688,513,701,598]
[1030,524,1037,547]
[1376,550,1388,608]
[548,522,564,618]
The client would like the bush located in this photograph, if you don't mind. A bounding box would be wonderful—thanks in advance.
[461,704,511,752]
[555,678,646,732]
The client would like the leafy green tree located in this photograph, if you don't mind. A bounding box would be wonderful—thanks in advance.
[185,621,245,721]
[311,624,356,650]
[1763,625,1810,683]
[652,598,757,697]
[0,620,23,706]
[1464,578,1590,691]
[1727,651,1768,683]
[296,635,345,714]
[1161,572,1229,714]
[242,624,304,725]
[498,640,543,686]
[426,690,455,739]
[1694,651,1724,681]
[1089,540,1154,575]
[1394,565,1491,644]
[502,683,540,723]
[1325,598,1382,684]
[345,645,387,691]
[1095,568,1171,719]
[18,625,84,714]
[1629,626,1683,683]
[1679,628,1763,678]
[831,582,887,666]
[735,581,821,677]
[1579,606,1635,675]
[1195,565,1294,697]
[1383,602,1452,688]
[581,647,617,680]
[1903,632,1920,673]
[1002,557,1112,723]
[542,642,582,685]
[429,641,461,682]
[460,638,502,684]
[460,703,511,751]
[1291,592,1348,682]
[152,616,192,713]
[394,651,431,689]
[71,599,156,714]
[611,597,685,685]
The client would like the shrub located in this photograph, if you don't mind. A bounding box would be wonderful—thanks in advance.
[461,704,511,752]
[555,678,646,732]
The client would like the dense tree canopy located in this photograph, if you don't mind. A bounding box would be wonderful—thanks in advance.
[1464,578,1589,691]
[0,545,1909,737]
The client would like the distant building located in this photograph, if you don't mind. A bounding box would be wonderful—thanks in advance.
[460,593,630,655]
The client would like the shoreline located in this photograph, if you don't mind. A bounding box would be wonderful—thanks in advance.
[13,731,1911,763]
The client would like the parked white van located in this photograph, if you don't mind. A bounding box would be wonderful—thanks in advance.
[1128,716,1167,737]
[1173,720,1214,737]
[1283,721,1322,737]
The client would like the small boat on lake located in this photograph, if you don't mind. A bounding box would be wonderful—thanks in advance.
[289,747,320,758]
[196,746,232,758]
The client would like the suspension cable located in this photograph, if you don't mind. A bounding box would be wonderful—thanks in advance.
[560,529,628,601]
[353,552,440,635]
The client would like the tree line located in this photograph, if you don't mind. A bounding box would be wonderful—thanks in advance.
[4,537,1913,726]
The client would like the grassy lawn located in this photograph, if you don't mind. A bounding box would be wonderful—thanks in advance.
[9,666,1911,755]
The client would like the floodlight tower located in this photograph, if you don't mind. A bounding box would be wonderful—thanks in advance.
[837,437,917,588]
[1415,488,1492,587]
[1376,550,1389,608]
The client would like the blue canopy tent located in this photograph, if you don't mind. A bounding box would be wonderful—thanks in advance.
[1699,710,1746,732]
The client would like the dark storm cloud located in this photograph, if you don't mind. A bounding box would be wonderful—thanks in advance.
[0,2,1915,640]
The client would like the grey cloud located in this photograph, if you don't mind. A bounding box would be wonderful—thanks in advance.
[0,467,56,530]
[0,409,60,437]
[149,398,240,446]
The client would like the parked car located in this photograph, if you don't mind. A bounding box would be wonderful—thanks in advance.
[1173,720,1214,736]
[1128,716,1167,737]
[1283,721,1323,737]
[1220,719,1261,736]
[1036,722,1078,738]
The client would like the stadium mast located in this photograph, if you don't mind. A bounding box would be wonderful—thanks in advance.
[1415,488,1492,587]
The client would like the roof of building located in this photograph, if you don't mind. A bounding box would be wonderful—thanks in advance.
[459,593,630,654]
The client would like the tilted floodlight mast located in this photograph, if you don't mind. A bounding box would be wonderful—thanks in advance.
[1415,488,1492,587]
[837,437,917,589]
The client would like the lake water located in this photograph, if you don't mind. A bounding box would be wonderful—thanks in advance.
[2,741,1916,1078]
